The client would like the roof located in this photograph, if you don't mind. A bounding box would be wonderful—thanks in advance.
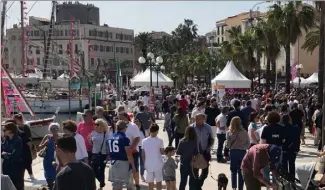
[216,11,265,24]
[30,16,50,22]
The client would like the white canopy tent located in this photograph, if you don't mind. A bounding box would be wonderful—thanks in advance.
[131,68,173,87]
[134,85,150,92]
[291,77,308,87]
[211,61,251,88]
[57,73,70,81]
[305,72,318,83]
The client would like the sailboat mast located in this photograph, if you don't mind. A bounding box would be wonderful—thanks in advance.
[20,1,25,77]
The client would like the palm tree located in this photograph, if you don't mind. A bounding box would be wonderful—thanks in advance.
[301,2,324,104]
[135,32,153,70]
[268,2,315,93]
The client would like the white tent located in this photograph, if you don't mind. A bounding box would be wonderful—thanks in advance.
[305,72,318,83]
[58,73,70,81]
[131,68,173,87]
[134,85,150,92]
[211,61,251,88]
[291,77,308,87]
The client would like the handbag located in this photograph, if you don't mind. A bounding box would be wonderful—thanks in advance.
[192,140,208,169]
[91,132,106,165]
[38,146,47,158]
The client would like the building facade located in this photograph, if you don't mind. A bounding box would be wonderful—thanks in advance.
[214,11,317,75]
[4,10,135,83]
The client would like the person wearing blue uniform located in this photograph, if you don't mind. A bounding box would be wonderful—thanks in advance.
[108,120,136,190]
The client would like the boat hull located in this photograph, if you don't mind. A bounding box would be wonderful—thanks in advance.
[11,98,89,114]
[27,118,55,139]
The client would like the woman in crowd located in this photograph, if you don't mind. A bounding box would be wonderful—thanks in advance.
[226,116,250,190]
[164,105,177,146]
[281,114,300,180]
[90,118,110,190]
[2,122,24,190]
[13,114,34,179]
[38,122,60,190]
[176,127,198,190]
[135,119,146,182]
[173,107,189,148]
[248,112,259,147]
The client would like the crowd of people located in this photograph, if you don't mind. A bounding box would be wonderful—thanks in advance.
[1,88,325,190]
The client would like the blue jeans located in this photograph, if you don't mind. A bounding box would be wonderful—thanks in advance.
[230,149,246,190]
[138,147,145,176]
[216,133,226,160]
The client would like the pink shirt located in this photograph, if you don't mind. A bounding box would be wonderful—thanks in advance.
[77,121,94,151]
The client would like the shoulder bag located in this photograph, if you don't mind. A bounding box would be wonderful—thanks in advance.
[192,140,208,169]
[38,136,50,158]
[91,132,106,165]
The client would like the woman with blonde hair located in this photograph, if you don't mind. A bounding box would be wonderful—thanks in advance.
[226,117,250,190]
[89,118,110,190]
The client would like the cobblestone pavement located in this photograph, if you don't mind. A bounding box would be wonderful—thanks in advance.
[25,120,319,190]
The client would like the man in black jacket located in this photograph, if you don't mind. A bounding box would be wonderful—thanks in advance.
[241,101,255,130]
[226,100,246,130]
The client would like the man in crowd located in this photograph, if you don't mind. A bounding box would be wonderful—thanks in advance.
[205,98,221,139]
[227,100,246,130]
[241,100,255,130]
[77,109,95,161]
[178,94,188,113]
[135,105,153,135]
[54,136,96,190]
[119,112,141,190]
[241,144,281,190]
[192,113,214,189]
[108,120,136,190]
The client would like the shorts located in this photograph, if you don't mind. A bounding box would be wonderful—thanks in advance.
[108,160,131,189]
[164,176,176,182]
[146,170,163,183]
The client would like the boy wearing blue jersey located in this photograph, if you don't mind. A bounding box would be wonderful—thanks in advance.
[108,120,136,190]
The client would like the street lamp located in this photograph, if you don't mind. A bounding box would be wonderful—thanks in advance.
[153,62,165,87]
[138,52,163,87]
[170,72,177,88]
[296,64,304,89]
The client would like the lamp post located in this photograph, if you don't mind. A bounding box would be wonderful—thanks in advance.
[138,53,163,87]
[296,64,303,89]
[170,72,177,88]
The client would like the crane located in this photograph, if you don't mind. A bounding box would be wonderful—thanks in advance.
[1,0,8,117]
[43,1,56,79]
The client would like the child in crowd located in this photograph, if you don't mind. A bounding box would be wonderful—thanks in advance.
[163,146,178,190]
[141,124,164,190]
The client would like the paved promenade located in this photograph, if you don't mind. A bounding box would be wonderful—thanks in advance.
[25,120,319,190]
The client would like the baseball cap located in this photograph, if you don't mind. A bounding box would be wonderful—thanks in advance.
[268,145,282,164]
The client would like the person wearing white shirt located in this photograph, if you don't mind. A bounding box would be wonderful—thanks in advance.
[142,94,149,106]
[191,102,206,122]
[250,95,258,110]
[141,124,164,190]
[118,112,141,190]
[62,121,88,162]
[215,107,229,163]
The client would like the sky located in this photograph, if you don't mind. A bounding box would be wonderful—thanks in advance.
[4,1,271,35]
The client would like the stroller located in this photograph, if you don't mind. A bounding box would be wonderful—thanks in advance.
[277,162,319,190]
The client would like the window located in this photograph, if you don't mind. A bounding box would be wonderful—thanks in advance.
[217,27,220,35]
[75,44,79,54]
[221,37,224,42]
[37,58,40,65]
[94,45,98,51]
[60,30,64,36]
[59,45,63,54]
[108,32,112,38]
[120,47,124,53]
[34,30,40,37]
[106,46,109,52]
[97,58,101,66]
[30,31,34,36]
[91,58,95,66]
[130,48,133,54]
[221,26,224,35]
[104,31,108,38]
[116,47,119,53]
[217,38,220,44]
[36,48,40,54]
[76,30,79,36]
[98,31,104,37]
[126,47,129,54]
[100,45,104,52]
[65,30,69,36]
